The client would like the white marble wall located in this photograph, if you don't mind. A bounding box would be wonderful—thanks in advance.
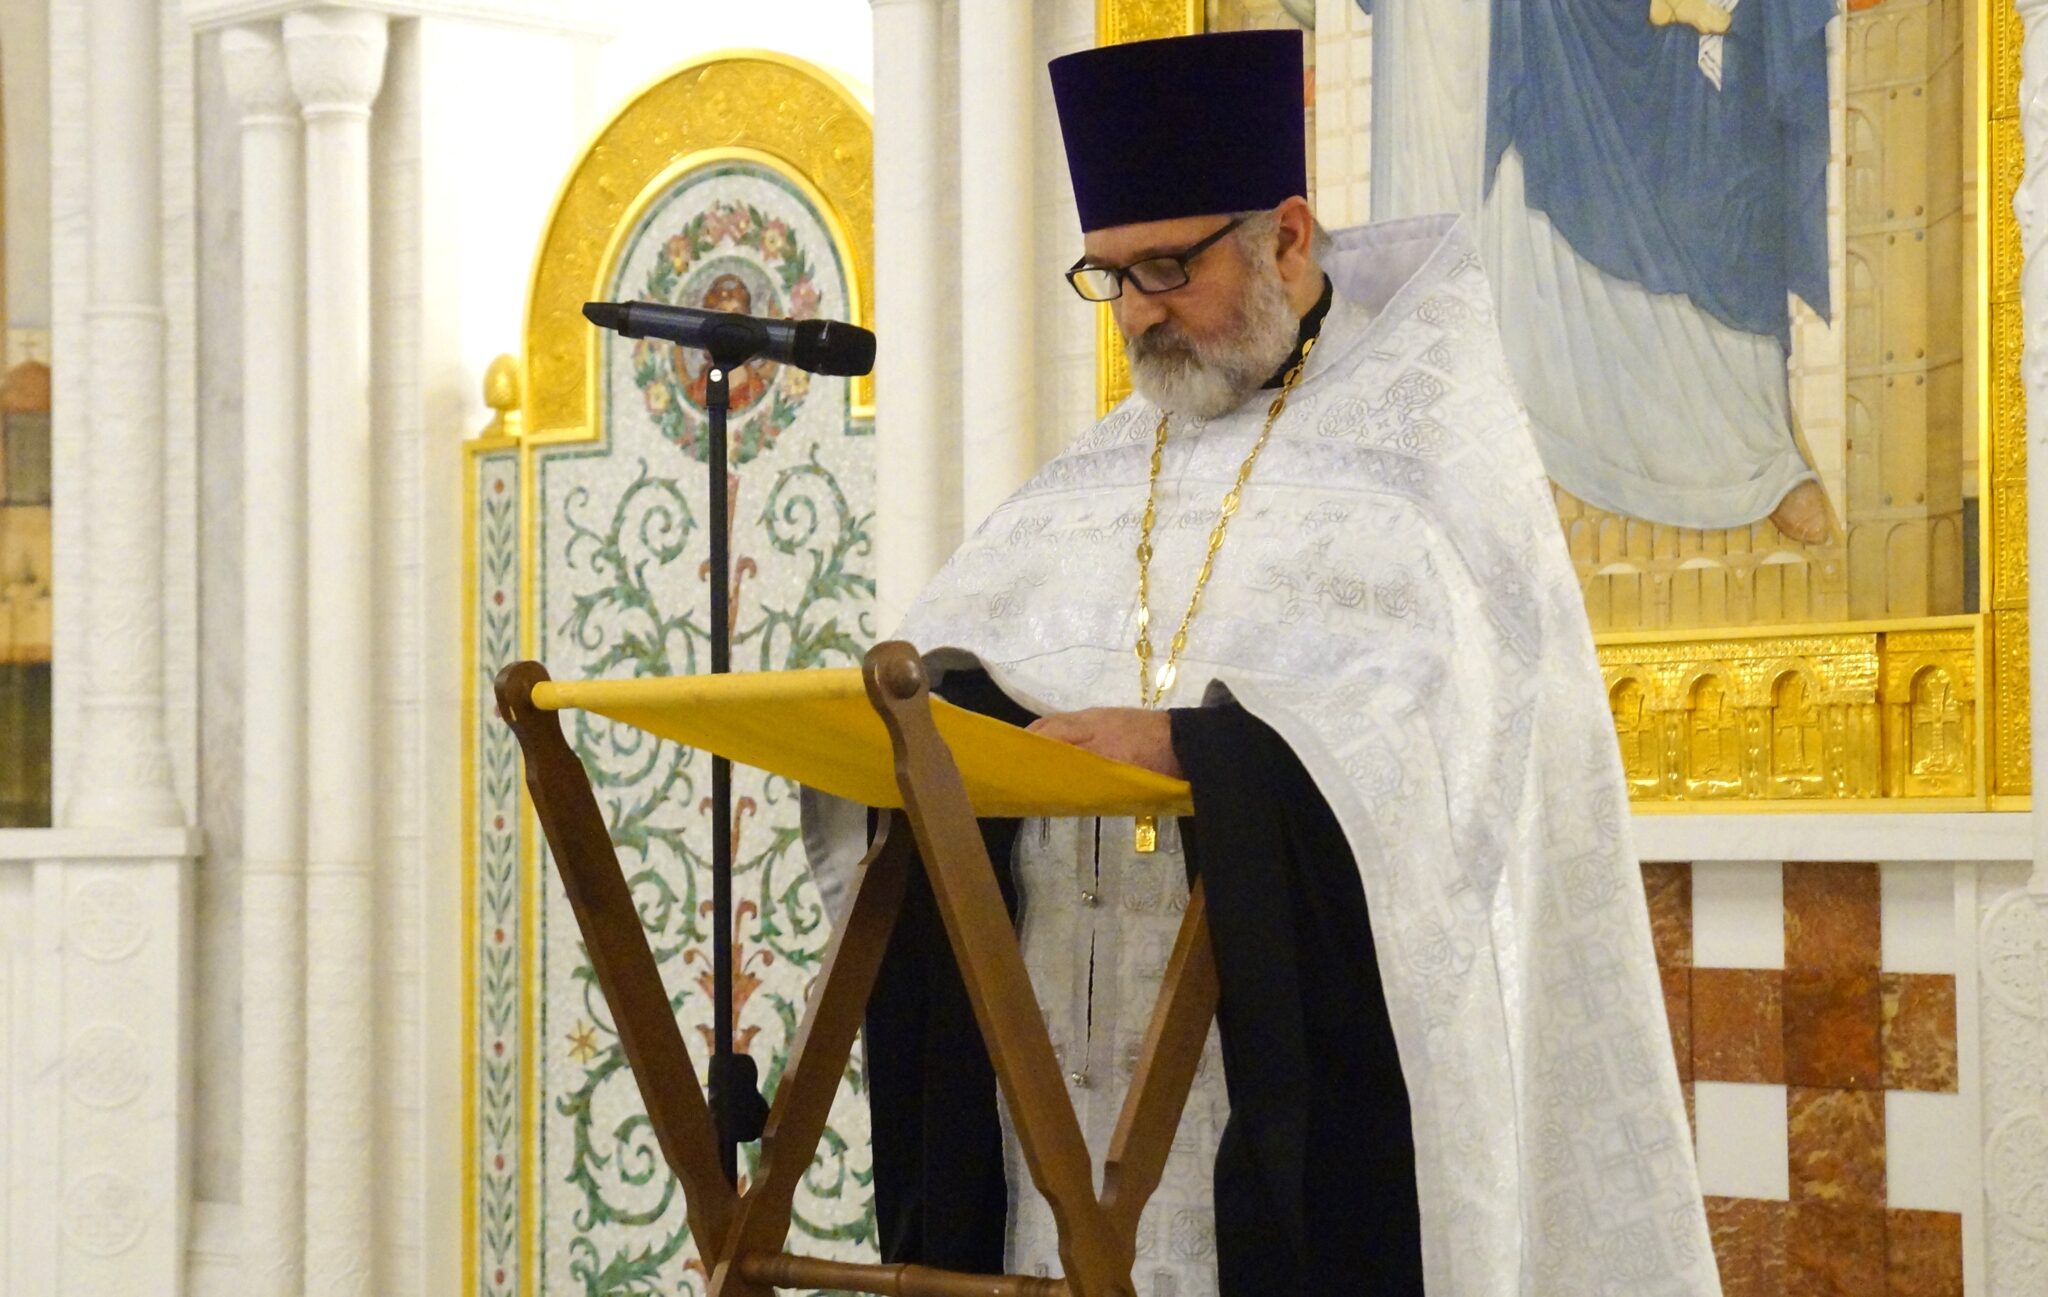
[938,0,966,539]
[160,0,202,832]
[373,16,609,1292]
[1312,0,1372,228]
[1976,864,2048,1294]
[1,861,29,1294]
[372,25,429,1289]
[193,25,245,1211]
[1033,0,1096,466]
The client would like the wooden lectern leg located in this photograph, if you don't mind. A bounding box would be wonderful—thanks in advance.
[863,643,1135,1297]
[495,662,736,1258]
[706,814,916,1297]
[503,646,1221,1297]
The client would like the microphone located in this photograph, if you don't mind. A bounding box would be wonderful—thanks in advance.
[582,300,876,377]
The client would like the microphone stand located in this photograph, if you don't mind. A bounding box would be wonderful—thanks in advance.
[702,353,769,1185]
[578,296,873,1185]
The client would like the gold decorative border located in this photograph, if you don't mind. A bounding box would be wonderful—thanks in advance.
[522,50,875,441]
[1097,0,1205,46]
[1093,1,1205,416]
[1988,0,2028,800]
[460,367,522,1297]
[462,54,873,1296]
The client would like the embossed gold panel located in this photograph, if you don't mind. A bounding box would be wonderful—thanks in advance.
[1598,619,1983,806]
[1988,1,2028,798]
[1097,0,1204,45]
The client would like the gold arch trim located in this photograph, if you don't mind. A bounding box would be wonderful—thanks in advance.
[522,49,875,441]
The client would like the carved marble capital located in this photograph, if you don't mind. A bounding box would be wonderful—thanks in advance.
[281,7,388,120]
[220,23,296,125]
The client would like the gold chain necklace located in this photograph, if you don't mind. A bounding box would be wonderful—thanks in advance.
[1131,335,1316,852]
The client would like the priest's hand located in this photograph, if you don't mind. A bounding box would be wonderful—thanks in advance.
[1026,707,1183,779]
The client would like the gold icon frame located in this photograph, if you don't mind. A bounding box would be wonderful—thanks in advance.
[1097,0,2026,809]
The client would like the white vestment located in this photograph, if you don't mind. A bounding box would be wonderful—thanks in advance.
[807,215,1719,1295]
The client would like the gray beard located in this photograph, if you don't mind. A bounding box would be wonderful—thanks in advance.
[1123,260,1300,420]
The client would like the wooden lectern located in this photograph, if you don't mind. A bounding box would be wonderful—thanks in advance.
[495,640,1219,1297]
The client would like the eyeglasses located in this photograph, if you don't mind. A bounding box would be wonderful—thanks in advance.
[1064,216,1248,303]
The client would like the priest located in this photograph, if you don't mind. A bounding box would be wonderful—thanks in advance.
[804,29,1716,1296]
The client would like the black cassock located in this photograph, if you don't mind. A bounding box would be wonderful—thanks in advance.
[863,669,1425,1294]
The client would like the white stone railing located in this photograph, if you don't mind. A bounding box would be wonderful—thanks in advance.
[0,827,202,1295]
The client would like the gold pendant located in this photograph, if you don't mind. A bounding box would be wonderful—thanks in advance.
[1134,814,1158,854]
[1153,661,1177,700]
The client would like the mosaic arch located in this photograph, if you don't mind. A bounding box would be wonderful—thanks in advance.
[463,53,877,1297]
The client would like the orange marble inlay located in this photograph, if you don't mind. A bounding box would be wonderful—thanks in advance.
[1662,965,1693,1081]
[1788,1201,1886,1297]
[1784,862,1880,973]
[1788,1087,1885,1207]
[1886,1208,1963,1297]
[1655,860,1960,1297]
[1643,861,1694,967]
[1707,1196,1788,1297]
[1693,967,1785,1084]
[1784,968,1883,1090]
[1881,973,1959,1093]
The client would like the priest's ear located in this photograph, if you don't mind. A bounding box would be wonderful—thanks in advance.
[1268,196,1319,287]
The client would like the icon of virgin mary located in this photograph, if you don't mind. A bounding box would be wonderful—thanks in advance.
[680,273,781,414]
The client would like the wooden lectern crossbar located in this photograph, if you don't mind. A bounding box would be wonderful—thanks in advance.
[495,642,1219,1297]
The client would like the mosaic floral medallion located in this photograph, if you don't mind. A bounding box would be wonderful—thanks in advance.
[630,197,825,465]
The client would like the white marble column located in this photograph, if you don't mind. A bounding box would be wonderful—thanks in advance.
[68,0,182,828]
[284,8,388,1293]
[870,0,950,626]
[2020,0,2048,895]
[957,0,1038,531]
[221,21,308,1297]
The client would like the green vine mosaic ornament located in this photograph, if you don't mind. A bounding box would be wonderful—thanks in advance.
[535,163,879,1296]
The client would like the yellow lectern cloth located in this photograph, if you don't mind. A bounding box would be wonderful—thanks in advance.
[531,668,1193,820]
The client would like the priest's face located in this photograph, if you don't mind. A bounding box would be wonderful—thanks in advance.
[1087,208,1306,420]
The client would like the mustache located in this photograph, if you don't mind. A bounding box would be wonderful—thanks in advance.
[1128,322,1188,354]
[1126,320,1210,365]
